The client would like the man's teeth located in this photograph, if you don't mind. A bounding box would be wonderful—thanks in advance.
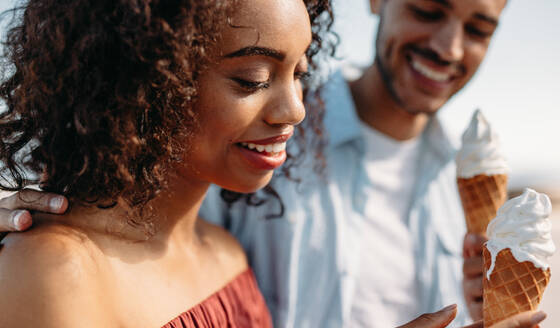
[411,59,451,82]
[241,142,286,153]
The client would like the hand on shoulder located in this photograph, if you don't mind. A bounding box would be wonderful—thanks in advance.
[0,189,68,232]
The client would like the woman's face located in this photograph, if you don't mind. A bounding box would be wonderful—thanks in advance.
[180,0,312,193]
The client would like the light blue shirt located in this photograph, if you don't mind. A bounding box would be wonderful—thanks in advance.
[201,71,469,327]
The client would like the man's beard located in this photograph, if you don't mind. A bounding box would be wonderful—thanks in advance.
[373,16,453,116]
[374,16,406,110]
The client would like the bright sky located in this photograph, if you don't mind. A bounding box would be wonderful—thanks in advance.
[1,0,559,190]
[330,0,560,190]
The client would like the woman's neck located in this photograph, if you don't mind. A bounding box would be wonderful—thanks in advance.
[37,175,211,254]
[146,176,209,246]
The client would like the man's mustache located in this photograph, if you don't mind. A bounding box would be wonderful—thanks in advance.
[407,44,465,76]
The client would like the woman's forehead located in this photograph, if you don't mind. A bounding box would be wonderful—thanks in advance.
[218,0,311,55]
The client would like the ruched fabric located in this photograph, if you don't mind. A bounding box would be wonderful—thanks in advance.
[161,269,272,328]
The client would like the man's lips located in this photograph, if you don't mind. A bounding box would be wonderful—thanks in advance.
[405,48,463,84]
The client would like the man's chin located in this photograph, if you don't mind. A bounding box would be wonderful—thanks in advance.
[400,95,448,116]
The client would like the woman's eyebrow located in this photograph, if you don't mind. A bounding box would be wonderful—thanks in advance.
[223,46,285,61]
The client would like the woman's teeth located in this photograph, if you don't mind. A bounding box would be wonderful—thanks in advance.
[411,59,451,82]
[240,142,286,154]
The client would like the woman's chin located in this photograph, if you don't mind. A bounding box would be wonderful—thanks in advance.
[220,172,274,194]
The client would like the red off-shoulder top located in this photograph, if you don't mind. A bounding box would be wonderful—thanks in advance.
[161,269,272,328]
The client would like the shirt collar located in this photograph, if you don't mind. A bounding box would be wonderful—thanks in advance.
[323,70,363,148]
[322,70,459,158]
[421,116,459,165]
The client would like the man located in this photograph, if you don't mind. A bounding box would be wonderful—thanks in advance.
[0,0,547,327]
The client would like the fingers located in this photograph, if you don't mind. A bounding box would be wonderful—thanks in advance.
[463,233,488,258]
[0,208,33,231]
[397,304,457,328]
[462,276,483,321]
[0,189,68,214]
[462,244,484,321]
[489,311,546,328]
[462,320,483,328]
[463,276,483,298]
[463,256,484,277]
[465,298,482,322]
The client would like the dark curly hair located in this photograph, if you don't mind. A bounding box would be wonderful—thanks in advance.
[0,0,335,215]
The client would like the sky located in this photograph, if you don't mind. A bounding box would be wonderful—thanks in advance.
[1,0,559,190]
[330,0,560,190]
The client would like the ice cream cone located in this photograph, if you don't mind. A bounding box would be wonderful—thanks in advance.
[455,110,510,234]
[483,247,551,327]
[457,174,508,234]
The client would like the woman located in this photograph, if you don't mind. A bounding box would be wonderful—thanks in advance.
[0,0,332,326]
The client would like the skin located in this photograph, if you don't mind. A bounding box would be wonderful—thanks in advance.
[0,0,311,327]
[0,1,549,327]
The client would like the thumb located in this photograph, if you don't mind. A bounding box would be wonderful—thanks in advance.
[489,311,546,328]
[397,305,457,328]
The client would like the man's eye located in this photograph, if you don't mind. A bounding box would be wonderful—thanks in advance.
[409,5,444,22]
[231,78,270,92]
[294,71,310,81]
[465,25,492,39]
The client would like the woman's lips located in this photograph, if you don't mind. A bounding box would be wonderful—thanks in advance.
[235,133,291,171]
[236,144,287,170]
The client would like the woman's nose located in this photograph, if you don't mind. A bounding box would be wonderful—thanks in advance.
[263,80,306,127]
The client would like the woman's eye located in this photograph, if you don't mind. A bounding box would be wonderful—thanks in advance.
[409,5,444,22]
[231,77,270,92]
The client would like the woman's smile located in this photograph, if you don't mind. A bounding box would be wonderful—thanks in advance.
[235,133,292,170]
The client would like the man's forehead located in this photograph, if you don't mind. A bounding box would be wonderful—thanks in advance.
[418,0,506,22]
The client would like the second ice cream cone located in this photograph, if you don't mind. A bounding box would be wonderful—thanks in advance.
[482,189,555,327]
[483,247,550,327]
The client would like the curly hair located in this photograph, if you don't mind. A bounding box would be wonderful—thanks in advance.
[0,0,335,214]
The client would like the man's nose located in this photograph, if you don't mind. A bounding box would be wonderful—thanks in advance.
[264,82,306,127]
[429,20,464,63]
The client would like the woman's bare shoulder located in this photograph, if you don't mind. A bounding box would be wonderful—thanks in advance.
[0,224,112,327]
[0,223,101,274]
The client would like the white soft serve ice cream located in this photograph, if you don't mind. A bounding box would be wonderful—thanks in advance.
[456,109,510,178]
[486,188,556,278]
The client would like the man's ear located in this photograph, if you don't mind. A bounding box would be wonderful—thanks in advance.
[370,0,382,14]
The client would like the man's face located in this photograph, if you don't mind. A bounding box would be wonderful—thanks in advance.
[372,0,507,114]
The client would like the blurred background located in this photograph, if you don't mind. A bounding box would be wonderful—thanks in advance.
[330,0,560,326]
[1,0,559,326]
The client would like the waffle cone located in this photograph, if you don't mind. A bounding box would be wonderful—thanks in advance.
[457,174,508,234]
[482,247,551,327]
